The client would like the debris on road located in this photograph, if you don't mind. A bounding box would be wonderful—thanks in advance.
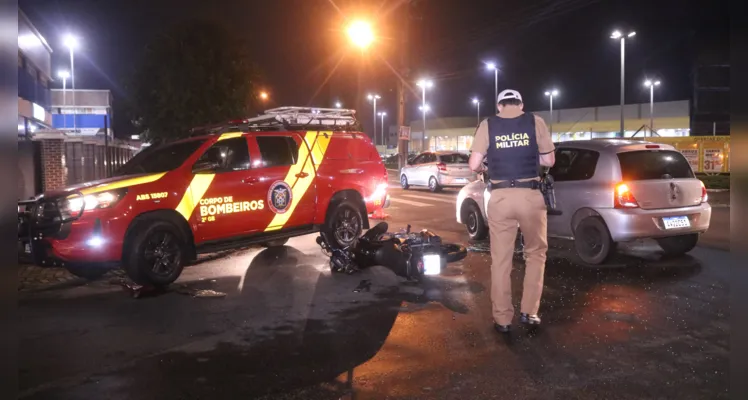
[175,285,227,298]
[467,242,490,253]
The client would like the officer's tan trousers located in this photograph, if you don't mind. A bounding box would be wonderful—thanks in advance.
[486,188,548,325]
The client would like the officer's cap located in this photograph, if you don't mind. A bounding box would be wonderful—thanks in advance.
[497,89,522,103]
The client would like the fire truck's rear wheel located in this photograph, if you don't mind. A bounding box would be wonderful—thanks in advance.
[124,220,186,287]
[324,200,363,249]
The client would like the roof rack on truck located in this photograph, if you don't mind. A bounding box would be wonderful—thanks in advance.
[190,106,358,136]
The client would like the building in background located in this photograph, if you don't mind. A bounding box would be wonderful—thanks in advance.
[18,9,53,137]
[408,100,691,153]
[17,10,138,200]
[51,89,113,137]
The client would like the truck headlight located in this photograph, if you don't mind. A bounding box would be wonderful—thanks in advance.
[63,189,127,219]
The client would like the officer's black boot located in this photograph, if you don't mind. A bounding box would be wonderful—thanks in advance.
[493,322,511,334]
[520,313,541,326]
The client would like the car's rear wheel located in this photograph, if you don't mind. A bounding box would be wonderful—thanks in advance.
[323,200,363,249]
[123,220,186,287]
[260,238,289,248]
[464,201,488,240]
[656,234,699,257]
[401,174,410,189]
[573,216,617,265]
[429,176,442,193]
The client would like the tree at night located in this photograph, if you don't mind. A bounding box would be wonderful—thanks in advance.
[129,20,262,144]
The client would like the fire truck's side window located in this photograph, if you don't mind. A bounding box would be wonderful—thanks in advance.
[196,137,250,172]
[256,136,299,167]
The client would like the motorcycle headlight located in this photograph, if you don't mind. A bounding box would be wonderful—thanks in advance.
[61,189,127,220]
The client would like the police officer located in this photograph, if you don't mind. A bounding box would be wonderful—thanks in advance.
[468,89,556,334]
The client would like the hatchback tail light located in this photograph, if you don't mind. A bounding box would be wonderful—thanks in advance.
[700,180,708,203]
[437,162,447,172]
[614,183,639,208]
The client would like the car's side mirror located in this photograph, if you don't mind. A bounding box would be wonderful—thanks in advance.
[192,161,219,174]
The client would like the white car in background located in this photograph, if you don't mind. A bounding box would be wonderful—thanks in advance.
[400,151,477,192]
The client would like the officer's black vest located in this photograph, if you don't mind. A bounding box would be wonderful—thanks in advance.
[486,113,539,181]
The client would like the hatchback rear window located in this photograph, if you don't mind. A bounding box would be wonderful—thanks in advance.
[617,150,695,180]
[439,153,469,164]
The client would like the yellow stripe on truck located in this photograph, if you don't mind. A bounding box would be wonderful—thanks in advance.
[175,174,216,221]
[79,173,166,196]
[264,131,331,231]
[217,132,243,141]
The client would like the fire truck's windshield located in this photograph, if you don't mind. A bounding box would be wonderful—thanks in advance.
[114,139,207,176]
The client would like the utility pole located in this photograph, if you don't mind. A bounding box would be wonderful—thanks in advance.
[397,1,413,170]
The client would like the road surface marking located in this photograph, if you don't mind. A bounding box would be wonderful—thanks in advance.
[401,194,455,204]
[389,198,433,207]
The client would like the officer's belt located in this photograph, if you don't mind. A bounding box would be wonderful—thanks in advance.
[488,179,540,190]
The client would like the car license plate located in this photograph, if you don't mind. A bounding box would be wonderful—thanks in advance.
[663,216,690,229]
[455,178,467,183]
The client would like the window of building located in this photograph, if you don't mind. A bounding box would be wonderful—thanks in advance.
[548,148,600,181]
[256,136,299,167]
[196,137,251,172]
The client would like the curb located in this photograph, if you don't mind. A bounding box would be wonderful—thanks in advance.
[706,189,729,193]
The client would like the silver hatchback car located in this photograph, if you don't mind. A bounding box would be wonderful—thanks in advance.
[456,139,712,264]
[400,151,477,192]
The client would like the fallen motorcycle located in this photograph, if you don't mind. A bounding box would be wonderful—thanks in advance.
[316,222,467,281]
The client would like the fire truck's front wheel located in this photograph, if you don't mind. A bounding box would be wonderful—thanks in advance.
[123,220,186,287]
[323,200,363,249]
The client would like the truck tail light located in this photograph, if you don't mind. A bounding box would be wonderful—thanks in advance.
[437,162,447,172]
[614,183,639,208]
[700,180,708,203]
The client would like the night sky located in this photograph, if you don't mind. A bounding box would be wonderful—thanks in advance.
[20,0,728,137]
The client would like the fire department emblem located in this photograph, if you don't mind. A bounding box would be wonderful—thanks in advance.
[268,181,292,214]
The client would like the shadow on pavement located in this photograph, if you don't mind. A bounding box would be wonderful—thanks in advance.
[21,246,482,400]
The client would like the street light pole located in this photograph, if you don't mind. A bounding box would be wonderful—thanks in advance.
[644,79,661,136]
[486,63,498,103]
[378,112,387,148]
[57,70,69,128]
[417,79,433,149]
[472,98,481,125]
[611,30,635,138]
[368,94,381,145]
[544,89,559,139]
[64,35,78,133]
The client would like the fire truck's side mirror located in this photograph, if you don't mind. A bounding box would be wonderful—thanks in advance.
[192,161,219,174]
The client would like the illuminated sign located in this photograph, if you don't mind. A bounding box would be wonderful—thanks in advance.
[32,103,45,121]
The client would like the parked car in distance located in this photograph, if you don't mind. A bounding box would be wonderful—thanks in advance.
[400,151,478,192]
[456,139,711,264]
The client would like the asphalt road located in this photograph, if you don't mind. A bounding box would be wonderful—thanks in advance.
[18,179,730,399]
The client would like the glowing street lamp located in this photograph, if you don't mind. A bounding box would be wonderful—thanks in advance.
[611,29,636,137]
[544,89,559,136]
[377,111,387,147]
[335,102,342,108]
[347,20,374,49]
[367,94,381,145]
[644,79,661,136]
[259,91,269,101]
[417,79,433,141]
[472,98,481,125]
[485,62,499,104]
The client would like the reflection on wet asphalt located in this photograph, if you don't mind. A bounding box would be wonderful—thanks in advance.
[19,195,730,399]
